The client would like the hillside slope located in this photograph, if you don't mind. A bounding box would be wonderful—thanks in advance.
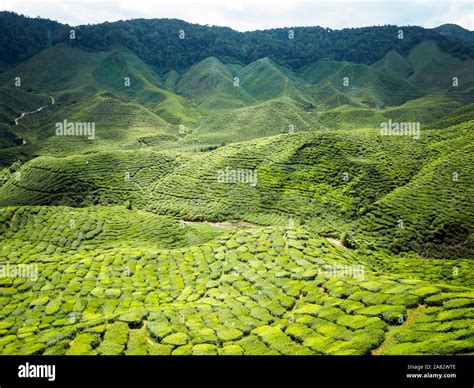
[1,117,472,259]
[1,205,472,355]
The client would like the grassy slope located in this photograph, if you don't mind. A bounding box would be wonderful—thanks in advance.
[1,39,473,356]
[0,44,202,165]
[1,110,472,259]
[175,57,255,109]
[407,41,474,98]
[0,205,472,355]
[0,87,52,152]
[354,120,474,259]
[307,62,423,109]
[185,97,323,147]
[372,50,413,79]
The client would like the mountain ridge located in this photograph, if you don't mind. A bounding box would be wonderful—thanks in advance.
[1,12,474,72]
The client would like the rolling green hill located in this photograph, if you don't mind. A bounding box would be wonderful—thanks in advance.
[2,115,472,260]
[354,121,474,258]
[0,87,52,150]
[307,61,422,108]
[237,58,308,102]
[176,57,255,109]
[0,44,108,97]
[0,15,473,356]
[372,50,413,78]
[1,40,473,164]
[407,41,474,95]
[0,43,200,123]
[187,97,322,146]
[0,205,473,355]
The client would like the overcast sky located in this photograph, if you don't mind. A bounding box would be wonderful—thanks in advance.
[2,0,473,31]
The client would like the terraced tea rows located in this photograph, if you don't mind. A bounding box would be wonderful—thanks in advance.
[355,122,474,258]
[364,250,474,288]
[1,206,472,355]
[0,206,190,252]
[1,22,473,358]
[1,123,472,258]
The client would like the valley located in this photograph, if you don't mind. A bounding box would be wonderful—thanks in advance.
[0,12,473,356]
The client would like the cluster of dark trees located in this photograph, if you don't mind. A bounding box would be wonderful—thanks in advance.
[435,24,474,46]
[1,11,473,73]
[0,12,66,65]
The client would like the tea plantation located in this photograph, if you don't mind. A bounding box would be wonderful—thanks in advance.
[1,120,472,258]
[0,25,473,356]
[1,206,473,355]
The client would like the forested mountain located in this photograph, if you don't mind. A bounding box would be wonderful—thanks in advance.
[435,23,474,46]
[0,13,473,357]
[1,11,474,72]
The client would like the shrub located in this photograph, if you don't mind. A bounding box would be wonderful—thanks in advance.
[148,344,174,355]
[356,305,407,324]
[284,323,313,342]
[236,335,278,355]
[118,311,146,328]
[97,322,129,355]
[45,300,62,315]
[302,334,335,354]
[216,328,244,342]
[146,321,173,340]
[162,332,189,346]
[252,326,293,353]
[66,333,100,355]
[337,315,386,331]
[293,304,321,316]
[341,231,358,249]
[190,328,217,344]
[171,344,193,355]
[125,330,148,355]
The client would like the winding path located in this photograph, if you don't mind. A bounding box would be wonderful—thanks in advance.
[14,95,55,126]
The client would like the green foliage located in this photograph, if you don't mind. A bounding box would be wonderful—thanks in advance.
[96,322,129,355]
[162,332,189,346]
[3,12,473,71]
[0,13,473,358]
[66,333,100,355]
[341,231,358,249]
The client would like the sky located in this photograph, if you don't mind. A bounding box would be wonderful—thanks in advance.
[1,0,473,31]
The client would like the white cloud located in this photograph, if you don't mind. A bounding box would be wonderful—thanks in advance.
[1,0,473,30]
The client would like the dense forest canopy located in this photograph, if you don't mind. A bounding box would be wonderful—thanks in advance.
[434,23,474,46]
[1,11,473,73]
